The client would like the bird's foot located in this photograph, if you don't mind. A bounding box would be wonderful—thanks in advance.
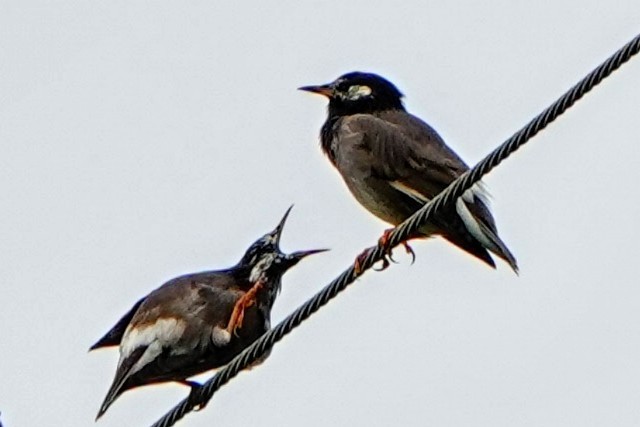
[179,380,208,411]
[377,229,416,265]
[354,246,391,275]
[353,229,417,275]
[402,241,416,265]
[225,280,264,337]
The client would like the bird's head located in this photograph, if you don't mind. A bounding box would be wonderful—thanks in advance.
[238,206,327,282]
[299,71,404,116]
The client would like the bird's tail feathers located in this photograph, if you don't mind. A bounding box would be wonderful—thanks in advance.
[441,232,497,270]
[455,198,518,274]
[475,219,519,274]
[96,346,146,420]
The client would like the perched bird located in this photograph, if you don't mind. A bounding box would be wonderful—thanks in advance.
[299,72,517,272]
[91,207,326,419]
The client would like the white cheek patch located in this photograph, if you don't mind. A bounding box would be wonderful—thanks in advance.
[120,317,187,375]
[346,85,372,100]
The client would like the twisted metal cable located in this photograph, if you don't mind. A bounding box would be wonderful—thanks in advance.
[151,33,640,427]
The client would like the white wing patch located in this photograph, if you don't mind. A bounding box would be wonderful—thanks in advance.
[390,181,430,203]
[462,182,491,205]
[120,318,187,376]
[456,183,499,254]
[391,179,498,253]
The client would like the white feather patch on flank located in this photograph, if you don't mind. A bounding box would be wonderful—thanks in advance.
[462,182,491,204]
[120,318,186,375]
[390,181,430,203]
[211,326,231,346]
[456,198,499,253]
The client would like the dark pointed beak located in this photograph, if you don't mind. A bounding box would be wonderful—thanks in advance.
[269,205,294,245]
[286,248,329,266]
[298,84,334,98]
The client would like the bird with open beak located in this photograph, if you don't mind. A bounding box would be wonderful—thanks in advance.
[299,72,518,273]
[91,207,327,419]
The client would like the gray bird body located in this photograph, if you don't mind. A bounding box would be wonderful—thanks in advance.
[92,209,326,419]
[301,72,517,272]
[324,111,465,229]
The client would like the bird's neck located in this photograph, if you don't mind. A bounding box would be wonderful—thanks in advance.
[253,277,281,325]
[320,116,339,164]
[320,103,404,163]
[327,97,404,118]
[228,265,261,291]
[232,264,283,308]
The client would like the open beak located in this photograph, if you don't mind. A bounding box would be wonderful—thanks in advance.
[286,248,330,266]
[269,206,329,266]
[269,205,294,245]
[298,84,334,98]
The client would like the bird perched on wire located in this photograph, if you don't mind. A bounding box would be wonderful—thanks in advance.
[299,71,517,273]
[91,207,326,419]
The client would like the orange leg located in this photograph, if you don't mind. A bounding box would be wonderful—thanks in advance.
[225,280,264,336]
[378,228,416,265]
[353,245,392,275]
[353,230,417,275]
[354,247,375,275]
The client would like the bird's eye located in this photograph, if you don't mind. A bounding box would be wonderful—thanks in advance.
[346,85,372,100]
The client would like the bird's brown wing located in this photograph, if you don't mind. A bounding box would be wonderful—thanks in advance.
[336,113,506,269]
[343,112,468,196]
[96,274,247,418]
[129,274,240,327]
[90,272,234,351]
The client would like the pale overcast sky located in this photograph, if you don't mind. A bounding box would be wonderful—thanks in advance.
[1,2,639,426]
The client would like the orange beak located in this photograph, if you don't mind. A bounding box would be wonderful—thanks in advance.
[298,84,334,98]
